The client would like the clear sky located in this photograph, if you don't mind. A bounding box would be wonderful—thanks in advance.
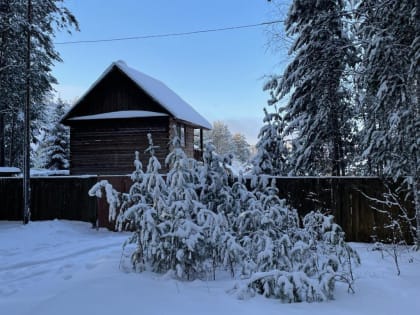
[52,0,291,144]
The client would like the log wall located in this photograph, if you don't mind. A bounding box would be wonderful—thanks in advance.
[69,118,170,175]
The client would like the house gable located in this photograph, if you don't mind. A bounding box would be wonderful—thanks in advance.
[62,61,211,129]
[63,66,170,121]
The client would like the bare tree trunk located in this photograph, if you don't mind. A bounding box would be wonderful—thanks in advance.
[330,92,345,176]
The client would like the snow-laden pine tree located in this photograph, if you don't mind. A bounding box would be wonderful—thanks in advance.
[232,176,358,300]
[198,142,239,277]
[122,134,167,271]
[0,0,78,167]
[39,99,69,170]
[199,143,234,216]
[355,0,419,247]
[89,132,360,301]
[253,107,291,176]
[234,178,360,302]
[89,135,167,271]
[154,131,208,279]
[267,0,357,176]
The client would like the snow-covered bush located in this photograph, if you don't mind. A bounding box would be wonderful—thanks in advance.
[152,134,209,279]
[90,133,360,302]
[235,209,359,302]
[232,178,360,302]
[89,180,121,222]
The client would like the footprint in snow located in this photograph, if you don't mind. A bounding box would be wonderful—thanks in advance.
[0,286,18,297]
[85,263,97,270]
[62,274,72,280]
[56,263,74,275]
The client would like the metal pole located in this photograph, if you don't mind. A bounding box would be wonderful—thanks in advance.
[23,0,31,224]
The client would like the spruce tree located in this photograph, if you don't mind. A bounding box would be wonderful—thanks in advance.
[40,99,69,170]
[0,0,78,167]
[122,135,167,271]
[198,142,237,277]
[155,131,208,279]
[267,0,357,176]
[253,107,291,176]
[355,0,419,247]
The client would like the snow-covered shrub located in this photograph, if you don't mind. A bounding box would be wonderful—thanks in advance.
[151,133,209,279]
[198,143,240,277]
[88,180,121,222]
[365,184,415,275]
[122,135,168,271]
[233,179,359,302]
[90,133,359,301]
[236,270,329,302]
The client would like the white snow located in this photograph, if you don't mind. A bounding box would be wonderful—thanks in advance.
[1,220,419,315]
[30,168,69,176]
[0,167,21,174]
[68,110,168,121]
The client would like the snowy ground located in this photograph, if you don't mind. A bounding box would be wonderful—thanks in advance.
[1,220,419,315]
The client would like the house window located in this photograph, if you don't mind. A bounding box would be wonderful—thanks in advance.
[177,124,186,147]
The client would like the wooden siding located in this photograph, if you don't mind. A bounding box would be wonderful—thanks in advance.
[168,118,196,159]
[66,67,170,119]
[69,117,170,175]
[184,125,195,158]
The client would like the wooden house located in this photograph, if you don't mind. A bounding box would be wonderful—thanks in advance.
[61,60,212,175]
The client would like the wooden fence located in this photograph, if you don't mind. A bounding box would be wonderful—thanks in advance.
[267,177,414,243]
[0,176,98,224]
[0,176,414,242]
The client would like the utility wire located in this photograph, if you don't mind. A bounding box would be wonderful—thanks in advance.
[55,19,284,45]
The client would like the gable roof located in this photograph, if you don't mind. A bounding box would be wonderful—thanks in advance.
[61,60,212,129]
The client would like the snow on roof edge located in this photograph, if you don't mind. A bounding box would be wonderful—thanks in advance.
[68,110,168,121]
[0,167,21,173]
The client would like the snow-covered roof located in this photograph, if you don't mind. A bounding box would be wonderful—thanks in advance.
[68,110,168,121]
[63,61,212,129]
[0,167,21,173]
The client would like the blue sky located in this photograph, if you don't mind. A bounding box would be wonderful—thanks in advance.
[52,0,290,144]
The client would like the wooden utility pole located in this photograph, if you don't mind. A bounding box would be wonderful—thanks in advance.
[23,0,32,224]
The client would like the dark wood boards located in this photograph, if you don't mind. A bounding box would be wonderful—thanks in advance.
[69,117,171,175]
[0,176,97,224]
[65,67,170,118]
[2,176,413,243]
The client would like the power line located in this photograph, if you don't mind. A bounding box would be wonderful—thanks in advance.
[54,19,284,45]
